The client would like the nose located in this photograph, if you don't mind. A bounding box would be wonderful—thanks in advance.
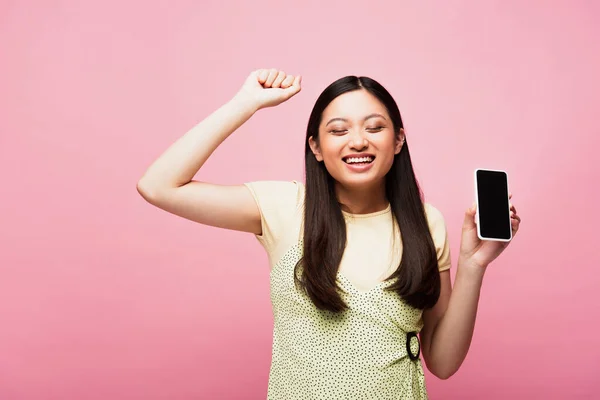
[348,130,369,151]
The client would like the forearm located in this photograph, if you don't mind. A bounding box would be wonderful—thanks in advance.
[428,259,485,378]
[138,93,258,191]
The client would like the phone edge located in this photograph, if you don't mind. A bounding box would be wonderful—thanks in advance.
[474,168,513,242]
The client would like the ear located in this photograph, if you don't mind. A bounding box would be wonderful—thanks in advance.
[308,136,323,162]
[394,128,405,155]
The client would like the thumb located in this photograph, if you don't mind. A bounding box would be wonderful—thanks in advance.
[463,202,477,230]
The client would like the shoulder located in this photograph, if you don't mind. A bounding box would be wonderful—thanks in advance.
[424,202,452,270]
[243,180,305,253]
[244,179,303,194]
[243,180,305,212]
[423,202,446,225]
[423,202,449,241]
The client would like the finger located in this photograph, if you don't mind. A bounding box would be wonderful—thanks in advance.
[272,71,286,88]
[281,75,294,88]
[509,202,517,214]
[265,68,279,87]
[511,217,519,234]
[463,202,477,230]
[258,69,268,83]
[285,75,302,95]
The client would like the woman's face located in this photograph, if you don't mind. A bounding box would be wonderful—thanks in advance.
[309,89,404,190]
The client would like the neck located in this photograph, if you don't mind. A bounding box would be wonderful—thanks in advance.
[335,181,388,214]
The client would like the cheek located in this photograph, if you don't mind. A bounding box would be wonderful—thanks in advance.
[380,155,395,172]
[318,139,343,162]
[322,153,342,171]
[374,138,398,169]
[319,146,346,177]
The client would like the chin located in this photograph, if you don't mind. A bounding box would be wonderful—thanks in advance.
[334,172,384,189]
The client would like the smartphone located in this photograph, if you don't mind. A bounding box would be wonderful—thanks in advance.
[474,169,512,242]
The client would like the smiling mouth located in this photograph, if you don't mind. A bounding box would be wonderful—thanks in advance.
[343,156,375,165]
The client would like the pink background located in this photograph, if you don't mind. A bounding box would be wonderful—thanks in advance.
[1,1,599,399]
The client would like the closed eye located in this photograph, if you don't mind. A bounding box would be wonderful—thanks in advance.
[329,126,383,134]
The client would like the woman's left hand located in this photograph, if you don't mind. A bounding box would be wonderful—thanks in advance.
[458,194,521,269]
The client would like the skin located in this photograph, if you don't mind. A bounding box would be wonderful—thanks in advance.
[309,90,405,215]
[138,69,522,380]
[308,89,522,379]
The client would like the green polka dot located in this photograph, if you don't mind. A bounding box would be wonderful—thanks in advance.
[268,242,429,399]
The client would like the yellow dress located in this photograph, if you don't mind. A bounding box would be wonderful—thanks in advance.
[244,180,452,399]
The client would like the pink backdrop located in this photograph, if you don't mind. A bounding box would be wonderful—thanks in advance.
[1,1,599,398]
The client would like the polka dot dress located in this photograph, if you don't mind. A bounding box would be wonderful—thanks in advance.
[243,180,451,400]
[267,241,429,400]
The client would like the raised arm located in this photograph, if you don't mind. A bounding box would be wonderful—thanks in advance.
[136,69,302,234]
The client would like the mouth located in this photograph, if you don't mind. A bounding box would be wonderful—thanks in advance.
[342,154,375,165]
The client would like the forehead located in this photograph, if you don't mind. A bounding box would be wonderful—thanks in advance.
[321,89,388,122]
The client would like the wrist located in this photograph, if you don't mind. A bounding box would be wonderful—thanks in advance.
[231,90,261,114]
[457,257,486,284]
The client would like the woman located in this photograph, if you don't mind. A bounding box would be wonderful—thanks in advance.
[137,69,521,399]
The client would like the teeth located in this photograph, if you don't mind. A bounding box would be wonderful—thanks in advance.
[346,157,373,164]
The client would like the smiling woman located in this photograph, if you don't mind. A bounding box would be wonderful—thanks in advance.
[300,78,440,316]
[137,68,520,399]
[310,96,404,199]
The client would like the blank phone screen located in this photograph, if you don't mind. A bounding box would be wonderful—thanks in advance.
[476,170,512,240]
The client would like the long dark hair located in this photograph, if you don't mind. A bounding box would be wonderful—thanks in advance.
[294,76,440,313]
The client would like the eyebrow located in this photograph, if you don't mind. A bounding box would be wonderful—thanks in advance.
[325,113,387,127]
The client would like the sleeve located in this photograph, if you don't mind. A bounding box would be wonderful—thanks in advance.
[424,203,452,272]
[243,180,304,254]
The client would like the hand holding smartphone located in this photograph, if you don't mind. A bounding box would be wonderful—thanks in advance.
[474,169,512,242]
